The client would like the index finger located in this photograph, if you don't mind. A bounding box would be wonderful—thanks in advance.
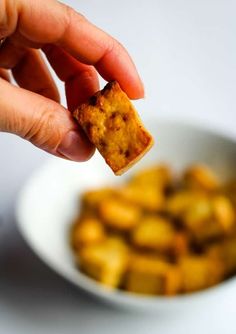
[13,0,144,99]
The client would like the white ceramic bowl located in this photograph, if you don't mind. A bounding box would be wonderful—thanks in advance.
[16,118,236,311]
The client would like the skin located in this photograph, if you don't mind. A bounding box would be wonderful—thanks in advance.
[0,0,144,161]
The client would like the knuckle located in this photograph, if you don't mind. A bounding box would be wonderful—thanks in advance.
[0,0,18,37]
[60,4,85,41]
[112,39,124,56]
[100,38,122,62]
[105,37,115,55]
[0,42,27,69]
[25,102,64,150]
[79,68,95,82]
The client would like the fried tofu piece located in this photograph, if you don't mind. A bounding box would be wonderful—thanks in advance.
[125,254,181,295]
[131,216,189,256]
[71,218,105,250]
[131,216,176,252]
[73,81,154,175]
[79,237,129,288]
[183,197,212,226]
[183,164,219,191]
[130,164,172,189]
[81,188,116,209]
[218,238,236,275]
[172,232,190,257]
[98,198,141,231]
[118,183,165,212]
[79,188,117,219]
[207,236,236,276]
[222,180,236,207]
[182,195,235,243]
[166,189,235,243]
[166,190,205,218]
[182,197,214,242]
[179,255,224,293]
[211,195,235,233]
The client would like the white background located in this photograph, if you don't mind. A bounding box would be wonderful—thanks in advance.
[1,0,236,333]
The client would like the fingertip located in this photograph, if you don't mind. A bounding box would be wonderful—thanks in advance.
[115,76,144,100]
[95,46,145,100]
[124,79,145,100]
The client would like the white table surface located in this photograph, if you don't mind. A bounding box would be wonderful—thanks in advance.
[1,0,236,333]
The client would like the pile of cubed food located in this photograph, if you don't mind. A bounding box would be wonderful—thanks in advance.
[70,164,236,296]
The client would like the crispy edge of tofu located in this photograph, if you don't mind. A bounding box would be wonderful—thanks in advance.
[70,217,105,249]
[130,164,173,189]
[183,164,219,191]
[125,253,181,295]
[131,216,176,252]
[178,255,224,293]
[98,197,141,231]
[73,81,154,175]
[118,183,165,211]
[78,237,129,288]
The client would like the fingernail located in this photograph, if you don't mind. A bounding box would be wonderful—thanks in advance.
[57,130,95,162]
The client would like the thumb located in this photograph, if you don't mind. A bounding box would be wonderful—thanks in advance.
[0,78,94,161]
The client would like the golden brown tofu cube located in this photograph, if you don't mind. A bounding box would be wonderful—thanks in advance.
[166,191,204,218]
[207,236,236,276]
[71,218,105,250]
[183,197,212,226]
[179,255,224,293]
[79,237,129,288]
[182,195,235,243]
[118,183,165,212]
[81,188,116,209]
[130,164,172,189]
[172,232,190,257]
[182,197,213,241]
[125,254,181,295]
[98,198,141,231]
[222,180,236,207]
[219,238,236,275]
[73,81,154,175]
[183,164,219,191]
[131,216,176,252]
[211,195,235,233]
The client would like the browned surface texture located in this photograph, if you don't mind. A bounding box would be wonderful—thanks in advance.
[73,81,153,175]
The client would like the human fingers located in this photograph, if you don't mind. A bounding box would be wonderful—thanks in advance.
[0,78,95,161]
[0,39,60,101]
[0,68,10,81]
[12,49,60,102]
[1,0,144,99]
[43,45,99,111]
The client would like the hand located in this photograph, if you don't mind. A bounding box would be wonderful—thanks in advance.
[0,0,144,161]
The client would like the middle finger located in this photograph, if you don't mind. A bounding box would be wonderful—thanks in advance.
[0,39,60,102]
